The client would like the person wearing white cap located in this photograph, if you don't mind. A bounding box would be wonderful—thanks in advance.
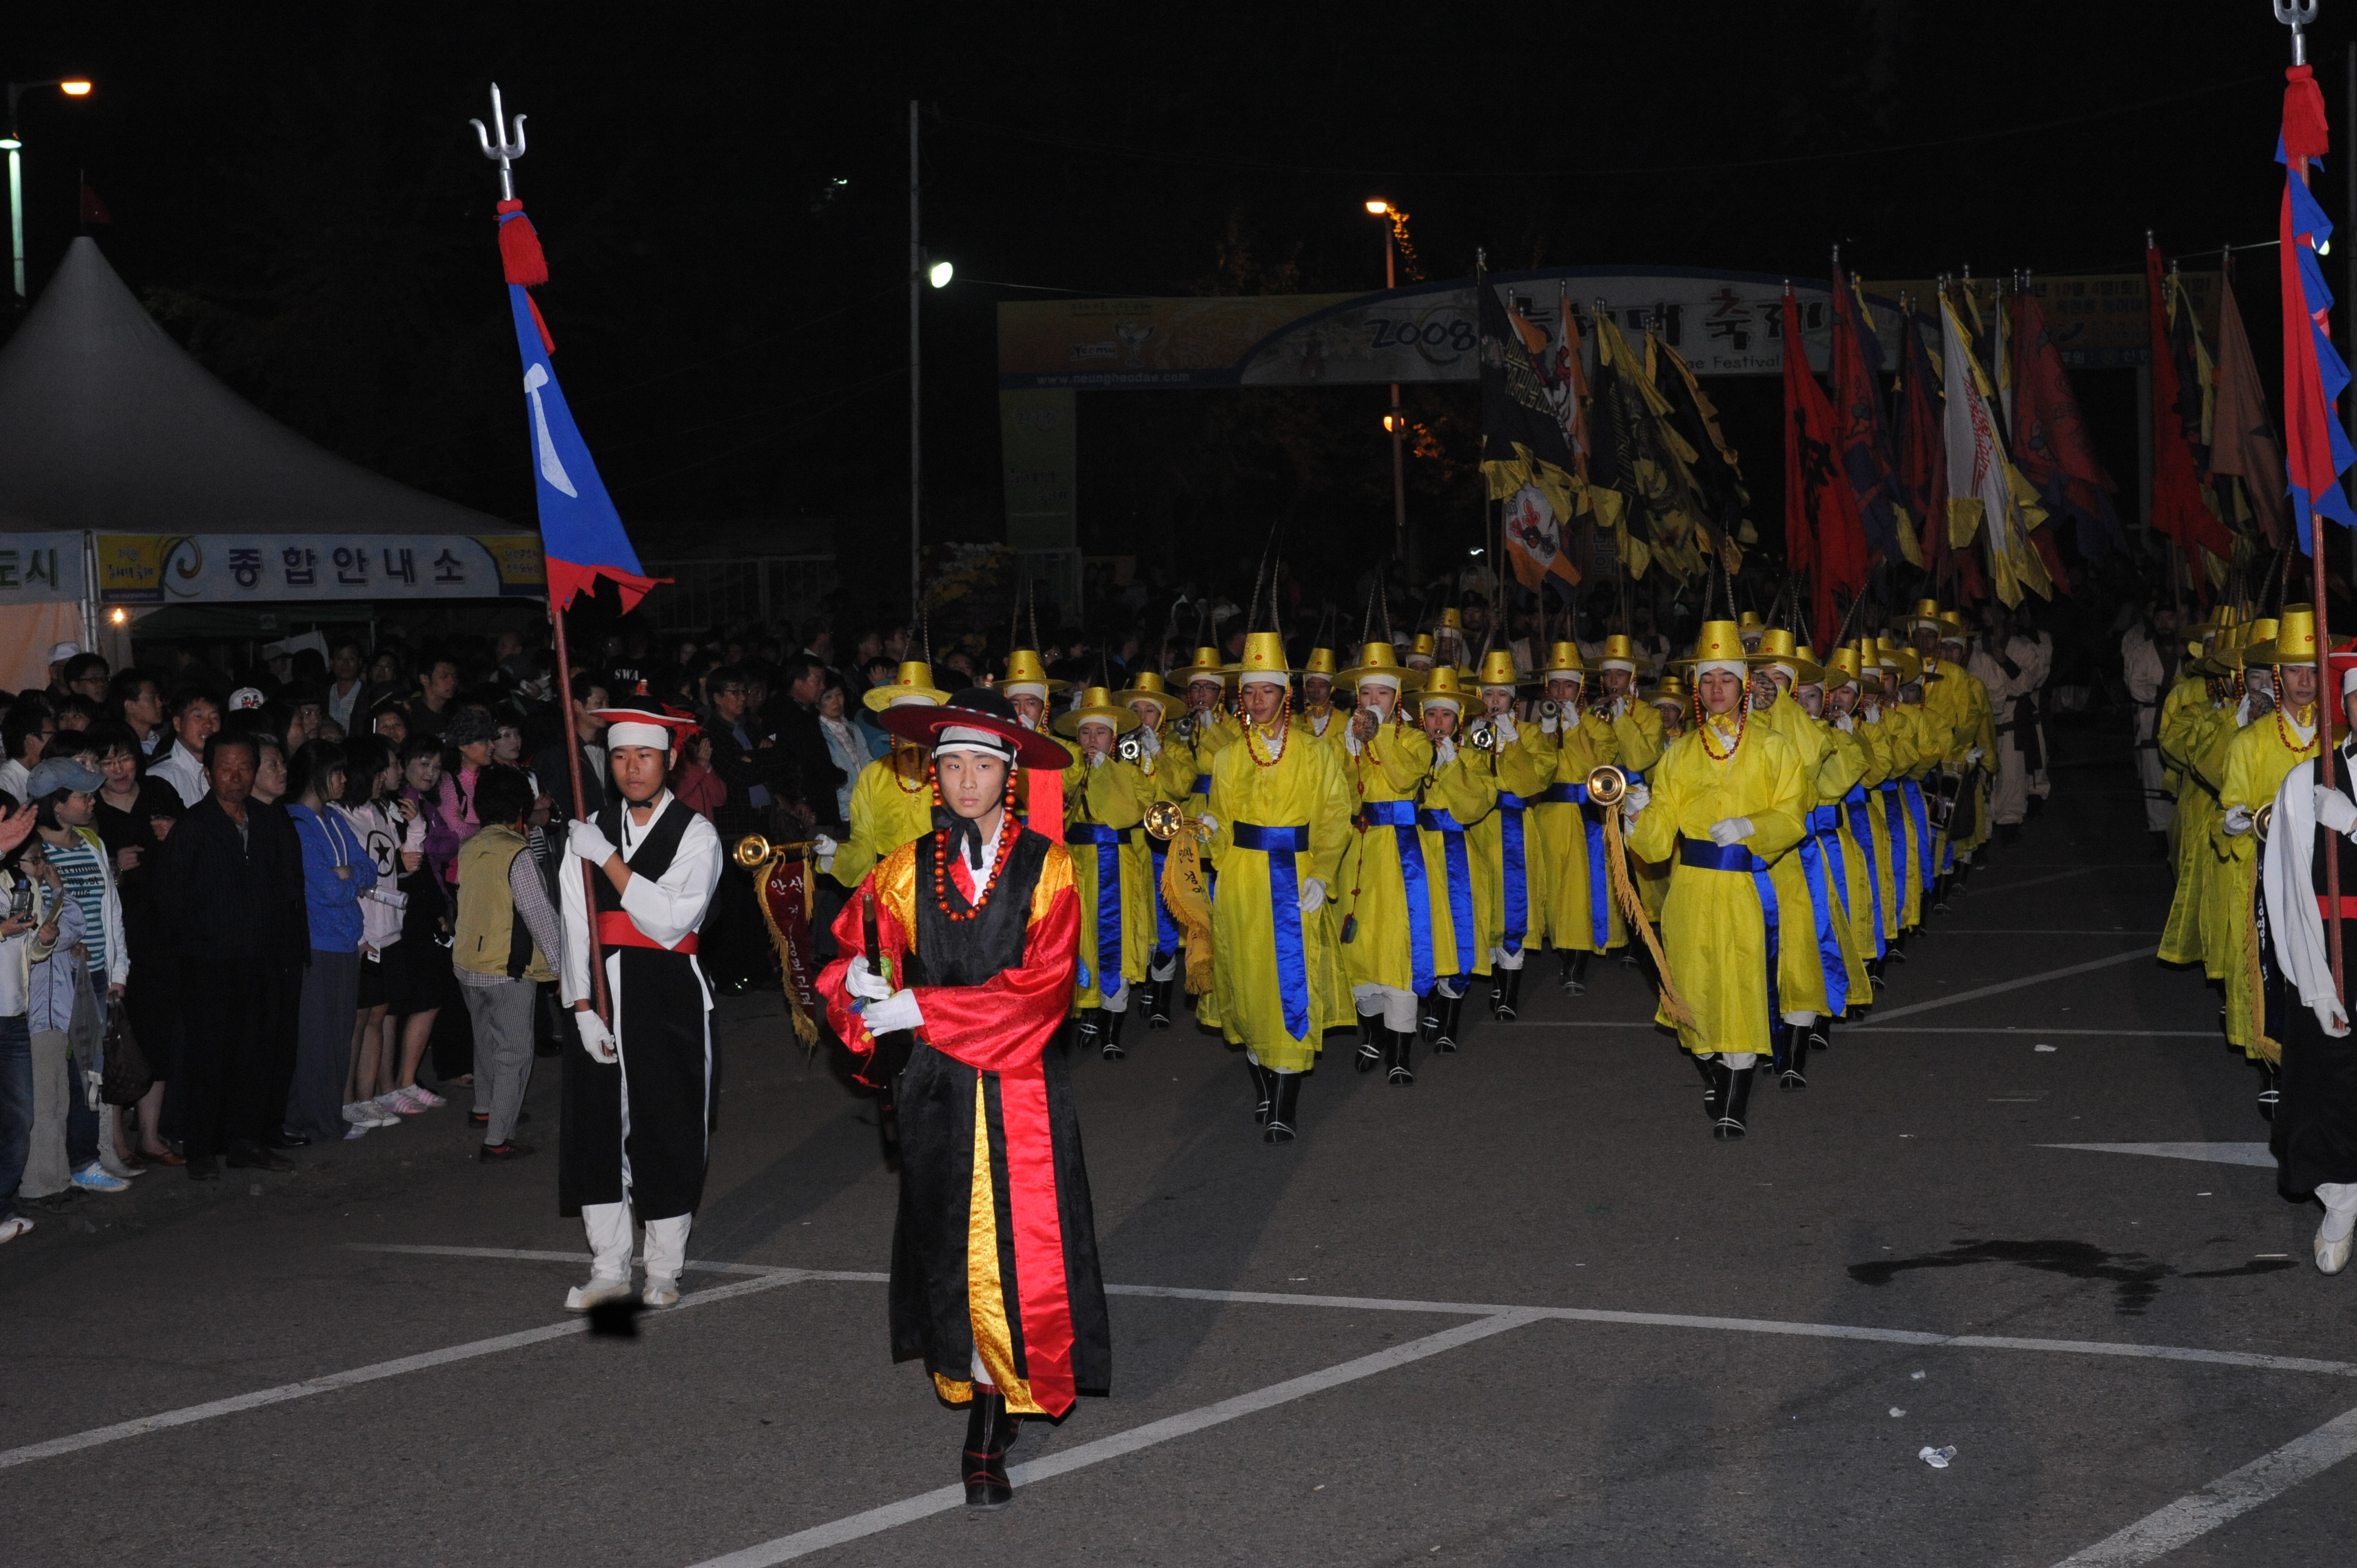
[44,642,83,699]
[557,690,723,1312]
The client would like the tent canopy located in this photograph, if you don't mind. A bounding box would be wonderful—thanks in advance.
[0,237,508,537]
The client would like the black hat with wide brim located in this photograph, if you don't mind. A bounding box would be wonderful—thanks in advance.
[877,687,1073,770]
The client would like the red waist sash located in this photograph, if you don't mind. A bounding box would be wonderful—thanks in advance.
[597,909,698,955]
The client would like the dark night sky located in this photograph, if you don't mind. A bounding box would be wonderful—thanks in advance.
[0,1,2334,620]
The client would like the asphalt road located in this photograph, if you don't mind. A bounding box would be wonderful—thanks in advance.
[4,729,2353,1567]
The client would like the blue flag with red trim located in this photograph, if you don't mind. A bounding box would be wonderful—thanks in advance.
[496,199,660,612]
[2279,63,2357,554]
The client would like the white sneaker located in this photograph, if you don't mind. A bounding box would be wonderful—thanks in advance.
[364,1102,402,1128]
[566,1276,636,1312]
[341,1101,374,1125]
[2318,1225,2353,1276]
[71,1164,130,1194]
[343,1124,369,1140]
[406,1085,447,1109]
[0,1215,31,1244]
[642,1275,680,1308]
[378,1090,428,1116]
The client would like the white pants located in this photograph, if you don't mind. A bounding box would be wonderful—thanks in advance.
[582,1199,693,1283]
[1353,983,1421,1032]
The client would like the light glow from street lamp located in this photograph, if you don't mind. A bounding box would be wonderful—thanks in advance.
[927,260,954,288]
[1364,199,1389,215]
[58,80,92,96]
[1382,412,1406,434]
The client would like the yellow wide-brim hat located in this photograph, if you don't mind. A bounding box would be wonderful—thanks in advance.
[1821,647,1861,690]
[1477,648,1524,689]
[862,659,953,713]
[1670,620,1749,670]
[2196,619,2271,676]
[1748,628,1825,687]
[1301,646,1340,679]
[1649,673,1689,706]
[1337,639,1427,692]
[2236,606,2320,668]
[1596,633,1651,675]
[1417,664,1471,713]
[1236,630,1294,684]
[1002,648,1071,698]
[1052,684,1144,737]
[1541,640,1588,678]
[1114,668,1185,721]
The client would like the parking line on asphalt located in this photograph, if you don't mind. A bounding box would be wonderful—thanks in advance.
[0,1267,811,1472]
[1853,946,2162,1023]
[2053,1400,2357,1565]
[683,1311,1548,1568]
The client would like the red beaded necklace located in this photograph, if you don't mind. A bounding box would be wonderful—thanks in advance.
[929,780,1019,920]
[1240,690,1291,767]
[2274,672,2318,757]
[1694,685,1748,762]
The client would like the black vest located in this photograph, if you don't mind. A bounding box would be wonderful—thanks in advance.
[595,795,695,923]
[2313,750,2357,893]
[909,826,1054,988]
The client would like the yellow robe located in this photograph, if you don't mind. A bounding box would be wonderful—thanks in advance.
[830,748,935,890]
[1839,711,1896,961]
[1205,720,1354,1071]
[1470,722,1551,962]
[1758,693,1871,1016]
[1859,702,1917,937]
[1627,715,1810,1056]
[2156,672,2212,864]
[1339,718,1442,993]
[1120,740,1196,967]
[2216,710,2319,1055]
[2158,700,2227,969]
[1417,742,1501,986]
[1527,711,1624,955]
[1063,754,1149,1008]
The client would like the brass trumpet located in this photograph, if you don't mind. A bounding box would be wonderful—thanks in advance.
[1585,764,1631,807]
[1537,698,1561,722]
[1118,730,1145,762]
[2255,802,2274,844]
[734,833,823,868]
[1465,716,1504,753]
[1144,799,1188,840]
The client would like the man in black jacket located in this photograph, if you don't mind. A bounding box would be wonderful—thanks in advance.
[702,666,803,991]
[151,731,308,1180]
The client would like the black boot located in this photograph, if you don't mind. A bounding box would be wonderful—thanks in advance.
[1247,1060,1274,1125]
[2259,1060,2283,1125]
[1563,950,1591,996]
[1496,966,1524,1021]
[1264,1071,1301,1144]
[1807,1017,1830,1057]
[1715,1062,1756,1139]
[1866,955,1886,991]
[1432,991,1461,1054]
[1146,972,1174,1029]
[1075,1008,1104,1051]
[1488,970,1505,1014]
[1703,1059,1731,1128]
[963,1391,1019,1508]
[1887,934,1908,964]
[1387,1027,1415,1086]
[1418,992,1443,1045]
[1931,874,1951,914]
[1354,1013,1381,1074]
[1100,1005,1128,1061]
[1778,1023,1808,1090]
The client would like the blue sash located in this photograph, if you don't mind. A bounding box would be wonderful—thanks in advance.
[1232,821,1311,1039]
[1537,782,1610,950]
[1066,824,1124,994]
[1843,785,1885,957]
[1362,800,1435,996]
[1797,808,1849,1016]
[1496,792,1532,956]
[1144,832,1182,955]
[1676,837,1780,1030]
[1418,808,1477,979]
[1902,780,1934,891]
[1879,782,1908,921]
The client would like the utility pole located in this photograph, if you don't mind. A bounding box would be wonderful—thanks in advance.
[909,99,922,625]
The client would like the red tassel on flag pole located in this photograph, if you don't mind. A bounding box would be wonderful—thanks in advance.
[495,197,548,287]
[2284,62,2330,161]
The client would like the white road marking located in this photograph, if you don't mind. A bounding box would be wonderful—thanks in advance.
[0,1268,810,1472]
[1836,1027,2216,1036]
[2042,1143,2277,1168]
[1852,946,2162,1023]
[683,1312,1546,1568]
[2053,1400,2357,1565]
[1915,929,2165,936]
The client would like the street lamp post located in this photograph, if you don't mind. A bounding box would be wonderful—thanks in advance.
[4,77,92,301]
[1366,200,1408,571]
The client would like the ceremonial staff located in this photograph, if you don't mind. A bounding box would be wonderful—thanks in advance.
[471,83,665,1028]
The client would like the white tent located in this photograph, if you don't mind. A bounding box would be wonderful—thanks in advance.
[0,237,539,688]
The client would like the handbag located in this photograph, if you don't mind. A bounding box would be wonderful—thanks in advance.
[100,994,151,1107]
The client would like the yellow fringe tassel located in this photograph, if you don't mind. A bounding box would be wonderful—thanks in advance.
[1601,811,1696,1030]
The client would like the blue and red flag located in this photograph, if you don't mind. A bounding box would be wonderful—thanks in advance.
[495,199,661,612]
[1829,268,1905,574]
[2279,63,2357,554]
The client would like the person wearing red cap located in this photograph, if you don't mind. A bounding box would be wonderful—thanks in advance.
[816,688,1107,1509]
[556,692,722,1314]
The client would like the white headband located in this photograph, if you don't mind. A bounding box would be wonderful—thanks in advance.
[1480,684,1516,695]
[1004,681,1048,700]
[1602,658,1636,674]
[606,720,675,751]
[886,693,939,708]
[1695,659,1747,682]
[1423,695,1461,714]
[1357,672,1402,692]
[933,724,1015,762]
[1768,662,1800,684]
[1239,669,1289,688]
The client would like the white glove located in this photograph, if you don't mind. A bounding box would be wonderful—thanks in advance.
[1196,813,1219,835]
[863,989,923,1035]
[1342,729,1363,757]
[1708,816,1754,847]
[2222,804,2255,837]
[574,1009,619,1064]
[1540,715,1560,735]
[567,818,617,867]
[1494,715,1520,742]
[845,953,894,1002]
[1138,726,1162,757]
[1965,747,1985,767]
[1298,877,1327,915]
[1087,750,1108,769]
[1834,713,1856,732]
[1435,738,1459,768]
[1620,782,1651,818]
[812,832,838,870]
[2319,786,2357,837]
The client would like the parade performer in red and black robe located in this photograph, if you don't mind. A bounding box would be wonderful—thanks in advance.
[817,689,1109,1508]
[557,693,723,1312]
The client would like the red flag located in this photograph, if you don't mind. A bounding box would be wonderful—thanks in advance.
[2010,288,2124,558]
[78,182,111,226]
[2145,242,2233,560]
[1783,287,1869,644]
[2209,273,2289,548]
[1895,306,1984,604]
